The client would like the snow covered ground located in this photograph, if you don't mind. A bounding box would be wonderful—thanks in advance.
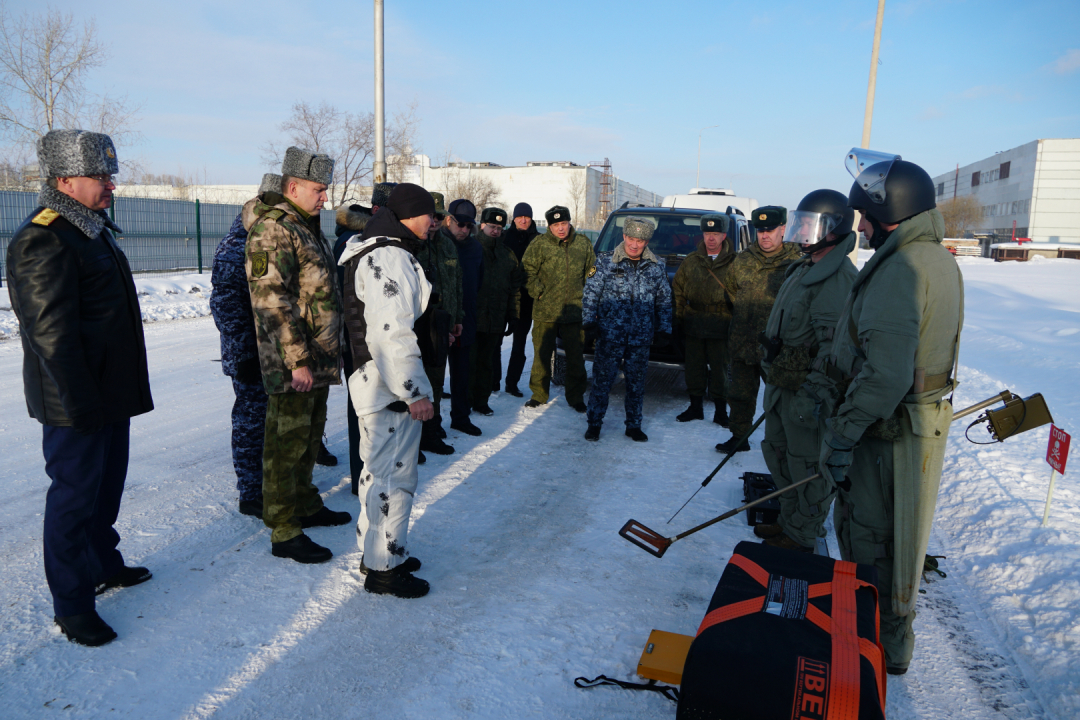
[0,255,1077,719]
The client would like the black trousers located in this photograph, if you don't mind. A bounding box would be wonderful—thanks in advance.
[504,294,534,389]
[448,340,473,424]
[42,420,131,617]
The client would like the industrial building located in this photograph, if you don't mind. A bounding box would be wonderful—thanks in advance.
[931,138,1080,244]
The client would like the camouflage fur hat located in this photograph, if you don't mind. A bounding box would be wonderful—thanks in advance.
[37,129,119,178]
[281,146,333,185]
[258,173,282,195]
[622,216,656,241]
[371,182,398,208]
[430,191,446,217]
[481,207,507,226]
[700,214,729,234]
[545,205,570,225]
[751,205,787,230]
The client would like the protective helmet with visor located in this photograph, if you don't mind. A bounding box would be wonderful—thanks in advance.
[783,189,855,254]
[845,147,937,247]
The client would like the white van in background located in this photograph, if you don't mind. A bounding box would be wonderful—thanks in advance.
[660,188,759,219]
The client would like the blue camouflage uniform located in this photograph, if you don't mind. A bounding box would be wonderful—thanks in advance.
[210,205,267,503]
[582,244,673,429]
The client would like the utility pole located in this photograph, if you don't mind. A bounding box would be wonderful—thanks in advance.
[373,0,386,184]
[854,0,886,263]
[696,125,721,187]
[861,0,886,149]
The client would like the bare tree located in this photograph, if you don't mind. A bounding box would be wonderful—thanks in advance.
[0,5,140,157]
[567,170,588,225]
[939,195,984,238]
[264,100,420,207]
[386,101,419,182]
[442,167,502,213]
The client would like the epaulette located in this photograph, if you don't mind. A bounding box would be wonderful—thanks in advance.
[31,208,60,226]
[263,209,286,221]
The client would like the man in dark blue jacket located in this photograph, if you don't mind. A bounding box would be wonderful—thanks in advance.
[581,217,672,442]
[6,130,154,646]
[444,199,483,437]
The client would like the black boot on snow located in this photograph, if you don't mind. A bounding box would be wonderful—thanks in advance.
[584,424,601,441]
[364,565,430,599]
[715,435,751,454]
[316,441,338,466]
[713,402,729,427]
[676,396,704,422]
[625,427,649,442]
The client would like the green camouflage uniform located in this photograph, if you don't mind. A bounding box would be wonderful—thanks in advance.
[470,232,525,409]
[672,238,737,403]
[521,226,596,404]
[827,209,962,670]
[245,192,341,542]
[759,233,857,547]
[415,225,463,420]
[725,241,802,438]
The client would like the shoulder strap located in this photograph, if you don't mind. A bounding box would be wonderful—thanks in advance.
[704,265,728,292]
[574,675,679,704]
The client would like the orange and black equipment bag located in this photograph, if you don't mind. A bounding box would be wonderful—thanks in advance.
[677,541,887,720]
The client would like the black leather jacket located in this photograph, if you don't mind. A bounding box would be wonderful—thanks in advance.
[6,208,154,427]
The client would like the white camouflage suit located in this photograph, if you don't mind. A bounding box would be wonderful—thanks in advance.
[339,236,432,571]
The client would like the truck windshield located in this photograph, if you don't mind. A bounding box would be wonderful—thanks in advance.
[595,213,707,257]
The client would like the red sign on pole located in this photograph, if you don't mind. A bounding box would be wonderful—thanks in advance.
[1046,425,1071,475]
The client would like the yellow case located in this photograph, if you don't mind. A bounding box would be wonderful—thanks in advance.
[637,629,695,685]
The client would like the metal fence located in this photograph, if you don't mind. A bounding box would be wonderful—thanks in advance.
[0,191,338,283]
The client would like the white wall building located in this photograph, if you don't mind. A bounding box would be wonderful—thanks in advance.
[931,138,1080,244]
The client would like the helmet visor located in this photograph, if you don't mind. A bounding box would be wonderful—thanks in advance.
[845,148,901,205]
[783,210,843,248]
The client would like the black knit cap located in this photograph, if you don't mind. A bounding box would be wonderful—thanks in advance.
[545,205,570,225]
[513,202,533,219]
[385,183,435,220]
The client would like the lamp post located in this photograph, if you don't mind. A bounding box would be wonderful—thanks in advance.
[373,0,386,184]
[696,124,721,187]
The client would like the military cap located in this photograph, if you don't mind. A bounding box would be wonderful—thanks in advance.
[37,129,119,178]
[622,216,656,241]
[448,198,477,226]
[281,146,334,185]
[430,191,446,217]
[371,182,397,208]
[700,214,729,234]
[751,205,787,230]
[481,207,507,226]
[545,205,571,225]
[258,173,282,195]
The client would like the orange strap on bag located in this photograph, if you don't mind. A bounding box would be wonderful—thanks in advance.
[694,553,887,719]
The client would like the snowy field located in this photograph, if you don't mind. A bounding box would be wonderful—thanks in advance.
[0,254,1077,719]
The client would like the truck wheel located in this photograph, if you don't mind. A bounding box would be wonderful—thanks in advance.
[551,353,567,386]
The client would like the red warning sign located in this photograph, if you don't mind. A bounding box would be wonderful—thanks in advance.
[1046,425,1071,475]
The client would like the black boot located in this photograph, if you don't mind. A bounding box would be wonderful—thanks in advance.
[676,396,704,422]
[418,449,426,465]
[272,534,333,564]
[316,440,338,466]
[55,611,117,647]
[299,506,352,528]
[584,424,601,441]
[505,384,523,398]
[95,566,152,595]
[364,565,430,598]
[713,402,729,427]
[625,427,649,442]
[715,435,751,454]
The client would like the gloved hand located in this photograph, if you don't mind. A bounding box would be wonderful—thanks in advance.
[819,419,856,491]
[503,319,517,337]
[651,331,671,347]
[71,410,104,437]
[583,322,598,345]
[235,357,262,386]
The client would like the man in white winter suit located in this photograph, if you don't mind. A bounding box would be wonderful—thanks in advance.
[338,183,436,599]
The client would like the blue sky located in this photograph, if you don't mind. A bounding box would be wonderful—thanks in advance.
[9,0,1079,208]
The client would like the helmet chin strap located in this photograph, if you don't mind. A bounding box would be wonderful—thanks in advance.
[866,214,891,249]
[800,234,844,255]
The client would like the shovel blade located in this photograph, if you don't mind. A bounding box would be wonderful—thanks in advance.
[619,519,672,558]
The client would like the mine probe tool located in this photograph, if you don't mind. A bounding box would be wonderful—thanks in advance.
[666,414,766,524]
[621,389,1052,558]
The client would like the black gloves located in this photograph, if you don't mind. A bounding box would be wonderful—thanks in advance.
[819,419,856,491]
[235,357,262,386]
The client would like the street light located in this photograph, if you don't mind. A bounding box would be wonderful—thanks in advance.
[696,125,721,187]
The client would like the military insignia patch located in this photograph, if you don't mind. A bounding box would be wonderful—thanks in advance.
[554,213,561,219]
[105,146,116,160]
[31,208,59,226]
[707,220,715,227]
[759,213,767,221]
[588,266,596,278]
[496,215,504,223]
[251,251,269,278]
